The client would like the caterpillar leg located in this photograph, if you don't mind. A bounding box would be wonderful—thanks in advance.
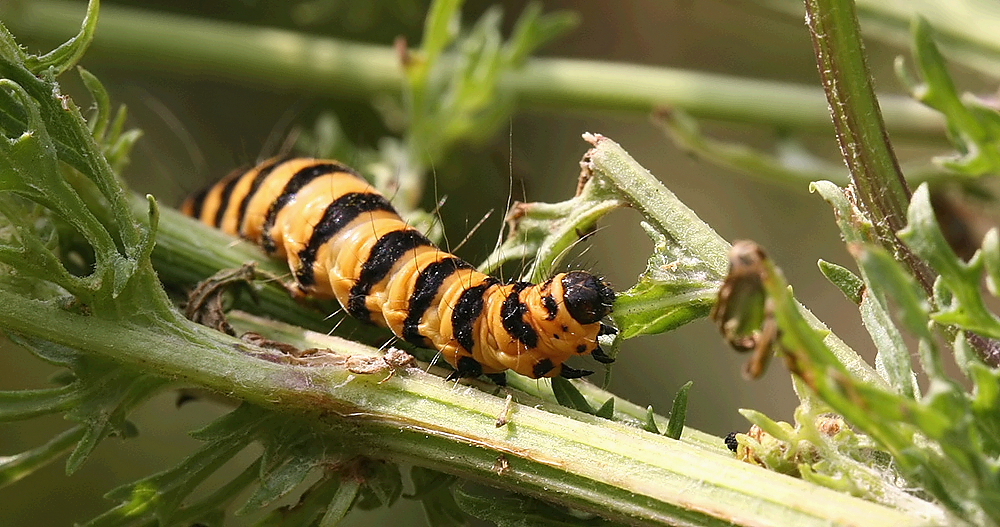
[591,346,615,364]
[558,364,594,379]
[444,355,483,381]
[484,372,508,386]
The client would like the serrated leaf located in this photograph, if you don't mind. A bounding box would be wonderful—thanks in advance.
[818,260,864,305]
[0,20,27,64]
[665,381,692,440]
[89,405,271,527]
[65,371,167,474]
[899,18,1000,176]
[172,459,260,527]
[900,185,1000,338]
[549,376,593,414]
[240,421,330,514]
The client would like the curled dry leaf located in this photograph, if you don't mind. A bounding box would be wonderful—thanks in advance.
[710,240,779,379]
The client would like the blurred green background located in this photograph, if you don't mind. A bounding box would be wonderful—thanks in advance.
[0,0,961,524]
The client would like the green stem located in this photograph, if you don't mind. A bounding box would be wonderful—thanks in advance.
[804,0,935,293]
[0,289,926,526]
[1,0,944,137]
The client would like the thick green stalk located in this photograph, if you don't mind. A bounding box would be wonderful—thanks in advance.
[1,0,944,137]
[0,289,928,526]
[804,0,935,293]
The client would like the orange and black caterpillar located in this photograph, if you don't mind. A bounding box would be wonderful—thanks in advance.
[182,158,616,383]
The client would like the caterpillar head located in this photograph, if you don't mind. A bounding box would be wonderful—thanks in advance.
[560,271,615,324]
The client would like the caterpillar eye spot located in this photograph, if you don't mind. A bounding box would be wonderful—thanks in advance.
[183,158,616,380]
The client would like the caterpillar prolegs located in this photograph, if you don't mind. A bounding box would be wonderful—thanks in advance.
[182,158,616,382]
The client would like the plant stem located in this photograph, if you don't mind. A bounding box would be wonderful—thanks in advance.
[0,289,929,526]
[804,0,935,293]
[1,0,944,138]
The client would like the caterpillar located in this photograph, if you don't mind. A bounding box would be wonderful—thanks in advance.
[182,158,616,383]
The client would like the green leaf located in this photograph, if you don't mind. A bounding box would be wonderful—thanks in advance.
[809,181,877,246]
[968,360,1000,456]
[852,244,949,378]
[0,332,177,480]
[642,405,659,434]
[0,20,27,65]
[504,2,579,66]
[550,377,593,414]
[612,223,718,338]
[0,383,82,421]
[900,184,1000,338]
[582,135,730,339]
[897,18,1000,176]
[318,478,362,527]
[419,0,463,69]
[859,290,918,399]
[90,405,271,526]
[240,444,322,513]
[23,0,100,76]
[0,426,84,489]
[665,381,692,440]
[594,397,615,419]
[818,260,864,305]
[255,475,343,527]
[78,67,110,142]
[983,229,1000,296]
